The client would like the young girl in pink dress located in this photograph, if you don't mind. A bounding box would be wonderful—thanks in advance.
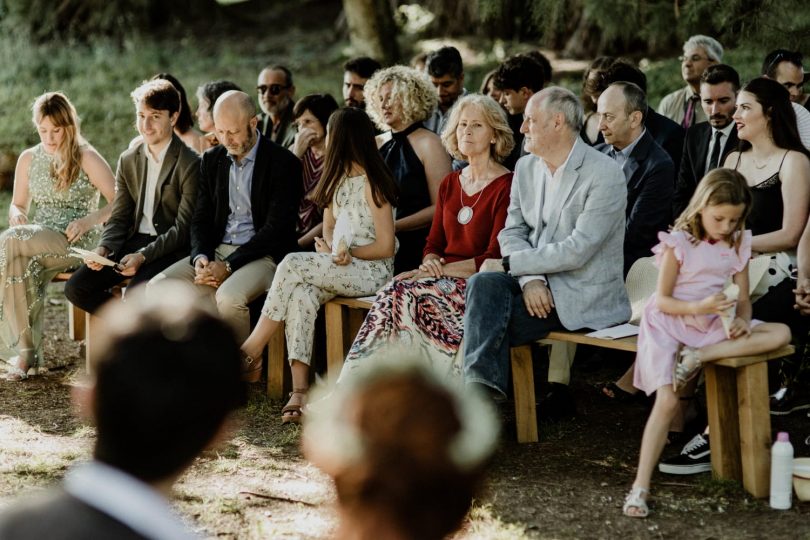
[623,169,791,518]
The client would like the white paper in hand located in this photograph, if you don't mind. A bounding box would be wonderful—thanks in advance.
[332,211,354,258]
[70,247,117,267]
[720,283,739,338]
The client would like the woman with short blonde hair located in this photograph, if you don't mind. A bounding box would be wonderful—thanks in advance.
[365,66,452,273]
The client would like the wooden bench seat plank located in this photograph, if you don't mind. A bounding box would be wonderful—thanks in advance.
[543,331,638,352]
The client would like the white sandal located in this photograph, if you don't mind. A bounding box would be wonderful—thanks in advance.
[672,345,701,392]
[4,356,30,381]
[623,486,649,518]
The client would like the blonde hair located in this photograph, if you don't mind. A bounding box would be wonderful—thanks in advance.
[673,168,752,250]
[441,94,515,163]
[365,65,438,131]
[32,92,83,190]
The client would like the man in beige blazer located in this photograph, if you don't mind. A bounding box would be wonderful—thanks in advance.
[66,79,200,313]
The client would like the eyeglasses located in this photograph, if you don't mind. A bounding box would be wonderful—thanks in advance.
[679,55,710,63]
[257,84,290,96]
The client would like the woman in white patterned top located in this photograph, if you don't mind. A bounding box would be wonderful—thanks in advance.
[240,107,399,423]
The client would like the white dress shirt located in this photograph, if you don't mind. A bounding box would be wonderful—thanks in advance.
[138,142,170,235]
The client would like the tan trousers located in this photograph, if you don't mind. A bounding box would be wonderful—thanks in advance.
[149,244,276,343]
[0,226,77,365]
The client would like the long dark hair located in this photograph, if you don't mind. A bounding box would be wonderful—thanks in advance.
[311,108,398,209]
[153,73,194,133]
[738,77,810,159]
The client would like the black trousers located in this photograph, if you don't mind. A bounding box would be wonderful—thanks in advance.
[752,277,810,387]
[64,234,186,314]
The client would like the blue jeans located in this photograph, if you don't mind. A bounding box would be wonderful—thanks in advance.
[463,272,562,396]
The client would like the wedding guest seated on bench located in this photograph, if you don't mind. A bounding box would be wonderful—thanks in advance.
[0,286,246,539]
[65,79,200,316]
[462,87,631,413]
[1,92,115,380]
[340,94,513,382]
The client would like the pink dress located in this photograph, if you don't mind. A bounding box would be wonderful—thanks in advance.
[634,230,761,395]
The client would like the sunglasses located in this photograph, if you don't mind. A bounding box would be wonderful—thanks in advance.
[257,84,290,96]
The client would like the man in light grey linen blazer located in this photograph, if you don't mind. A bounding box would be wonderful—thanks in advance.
[463,87,631,399]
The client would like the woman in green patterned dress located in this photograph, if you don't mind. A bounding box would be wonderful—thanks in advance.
[2,92,115,380]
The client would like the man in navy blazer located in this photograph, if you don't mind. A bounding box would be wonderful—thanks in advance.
[596,82,675,274]
[673,64,740,217]
[151,91,302,345]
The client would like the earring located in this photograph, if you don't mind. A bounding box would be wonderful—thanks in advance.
[490,140,496,144]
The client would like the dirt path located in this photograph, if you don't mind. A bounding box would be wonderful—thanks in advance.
[1,285,809,539]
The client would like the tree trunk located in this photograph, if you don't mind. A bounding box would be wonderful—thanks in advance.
[341,0,399,64]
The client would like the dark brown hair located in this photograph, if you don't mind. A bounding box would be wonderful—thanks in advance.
[310,108,398,209]
[131,79,180,116]
[738,77,810,159]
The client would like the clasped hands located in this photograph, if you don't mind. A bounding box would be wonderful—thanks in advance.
[314,236,352,266]
[396,257,446,280]
[794,277,810,316]
[194,258,231,288]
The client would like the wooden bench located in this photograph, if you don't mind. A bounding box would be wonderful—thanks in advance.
[52,272,86,340]
[324,297,372,384]
[512,333,794,498]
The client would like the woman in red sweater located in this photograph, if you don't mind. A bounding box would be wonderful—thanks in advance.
[340,94,514,380]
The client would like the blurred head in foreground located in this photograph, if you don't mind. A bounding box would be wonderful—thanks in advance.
[303,351,499,540]
[82,284,246,484]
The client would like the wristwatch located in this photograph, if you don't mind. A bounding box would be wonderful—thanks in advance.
[502,255,510,274]
[224,261,233,275]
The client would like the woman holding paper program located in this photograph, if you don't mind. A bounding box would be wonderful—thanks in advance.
[240,107,397,423]
[1,92,114,380]
[339,94,513,383]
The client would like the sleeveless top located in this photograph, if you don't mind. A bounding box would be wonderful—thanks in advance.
[379,122,431,220]
[30,144,101,249]
[297,148,324,235]
[736,150,787,236]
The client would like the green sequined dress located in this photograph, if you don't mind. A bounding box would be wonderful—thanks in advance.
[0,144,101,367]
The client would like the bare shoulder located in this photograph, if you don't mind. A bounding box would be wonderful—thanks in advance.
[783,149,810,170]
[722,150,741,168]
[408,128,444,157]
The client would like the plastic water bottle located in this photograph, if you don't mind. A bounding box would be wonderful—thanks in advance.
[770,432,794,510]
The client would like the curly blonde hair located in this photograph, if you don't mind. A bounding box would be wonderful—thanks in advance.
[365,65,438,131]
[441,94,515,163]
[32,92,83,190]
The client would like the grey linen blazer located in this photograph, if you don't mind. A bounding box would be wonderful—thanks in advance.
[99,134,200,262]
[499,140,631,330]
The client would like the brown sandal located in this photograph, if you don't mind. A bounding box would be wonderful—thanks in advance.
[240,353,261,383]
[281,388,308,424]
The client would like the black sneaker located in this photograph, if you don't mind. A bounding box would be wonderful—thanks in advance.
[769,387,810,416]
[658,434,711,475]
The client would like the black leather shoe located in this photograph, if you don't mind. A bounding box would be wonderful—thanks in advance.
[537,382,577,421]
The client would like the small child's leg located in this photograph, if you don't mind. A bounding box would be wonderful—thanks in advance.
[627,384,681,516]
[696,323,791,363]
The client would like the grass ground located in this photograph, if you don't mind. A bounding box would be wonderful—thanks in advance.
[1,286,809,539]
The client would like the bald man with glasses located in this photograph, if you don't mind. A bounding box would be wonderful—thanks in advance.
[257,64,297,148]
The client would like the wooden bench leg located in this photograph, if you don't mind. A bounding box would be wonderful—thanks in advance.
[736,362,771,498]
[325,302,346,385]
[68,302,86,341]
[511,345,538,443]
[85,313,98,375]
[705,364,742,482]
[266,322,286,400]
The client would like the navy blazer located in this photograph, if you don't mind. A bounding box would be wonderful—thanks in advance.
[597,130,675,274]
[673,122,739,218]
[191,134,303,271]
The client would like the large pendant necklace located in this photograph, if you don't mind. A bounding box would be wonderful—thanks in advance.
[457,171,486,225]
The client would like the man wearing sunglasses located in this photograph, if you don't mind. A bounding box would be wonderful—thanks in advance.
[762,49,809,111]
[658,35,723,129]
[257,65,297,148]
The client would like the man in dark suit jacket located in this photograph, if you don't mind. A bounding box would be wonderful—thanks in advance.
[66,79,199,313]
[589,61,685,172]
[151,91,302,345]
[0,287,245,540]
[596,82,675,273]
[673,64,741,217]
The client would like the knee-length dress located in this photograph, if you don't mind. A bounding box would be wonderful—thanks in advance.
[261,174,393,365]
[0,144,101,366]
[633,230,761,395]
[340,171,511,381]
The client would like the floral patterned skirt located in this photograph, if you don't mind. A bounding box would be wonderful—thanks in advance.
[343,276,467,380]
